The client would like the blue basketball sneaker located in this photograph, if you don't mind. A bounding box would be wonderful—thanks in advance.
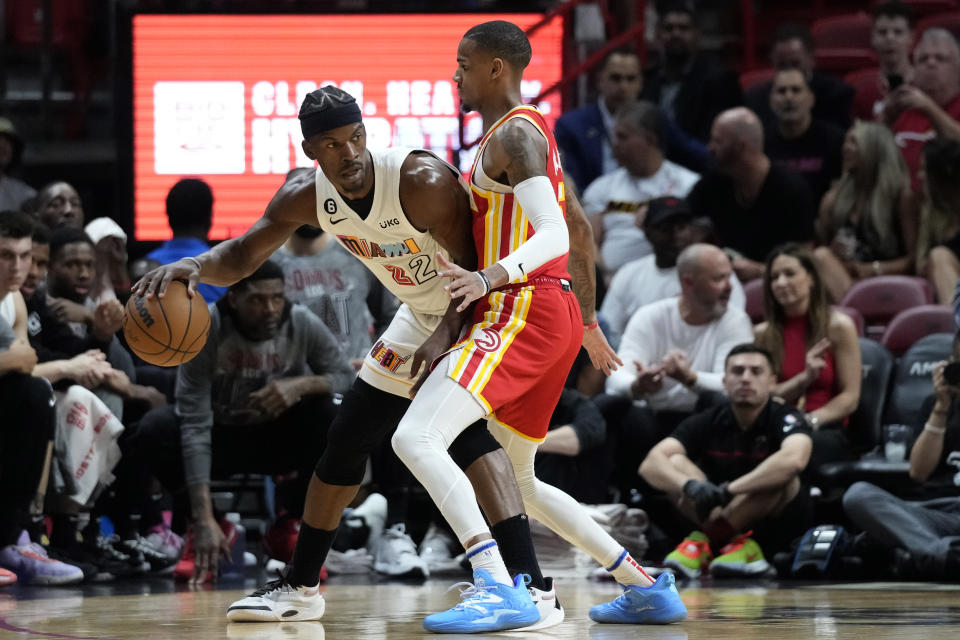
[423,569,539,633]
[589,572,688,624]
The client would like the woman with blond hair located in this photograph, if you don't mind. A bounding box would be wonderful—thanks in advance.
[813,121,916,302]
[916,137,960,303]
[756,244,862,470]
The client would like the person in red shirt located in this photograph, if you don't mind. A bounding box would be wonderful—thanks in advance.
[852,2,915,122]
[889,28,960,192]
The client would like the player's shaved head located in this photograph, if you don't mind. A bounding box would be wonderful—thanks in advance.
[463,20,532,71]
[716,107,764,151]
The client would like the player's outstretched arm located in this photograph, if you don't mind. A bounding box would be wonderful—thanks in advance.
[566,189,621,375]
[133,175,317,298]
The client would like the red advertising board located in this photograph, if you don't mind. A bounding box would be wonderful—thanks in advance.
[132,14,564,240]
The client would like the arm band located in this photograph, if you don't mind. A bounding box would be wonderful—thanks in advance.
[497,175,568,282]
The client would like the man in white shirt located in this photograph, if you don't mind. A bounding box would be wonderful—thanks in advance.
[581,102,700,281]
[601,243,753,499]
[600,197,744,346]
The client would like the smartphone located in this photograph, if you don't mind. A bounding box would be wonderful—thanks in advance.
[887,73,904,91]
[943,361,960,385]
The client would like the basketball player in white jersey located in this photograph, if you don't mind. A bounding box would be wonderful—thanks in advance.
[135,85,623,630]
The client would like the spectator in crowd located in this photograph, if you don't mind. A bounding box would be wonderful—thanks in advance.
[754,244,862,471]
[888,28,960,193]
[814,121,916,302]
[0,118,36,213]
[554,48,708,192]
[0,211,83,586]
[688,107,816,282]
[133,261,354,582]
[765,69,845,202]
[641,0,742,144]
[746,23,854,132]
[853,1,916,122]
[147,178,226,303]
[272,170,397,367]
[600,196,744,344]
[842,343,960,579]
[640,344,813,578]
[84,217,129,305]
[535,388,609,505]
[917,137,960,304]
[36,181,84,230]
[602,243,753,498]
[581,102,700,279]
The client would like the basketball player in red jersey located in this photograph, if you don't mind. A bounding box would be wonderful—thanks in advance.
[392,21,687,633]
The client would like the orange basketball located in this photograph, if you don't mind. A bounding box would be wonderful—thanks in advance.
[123,281,210,366]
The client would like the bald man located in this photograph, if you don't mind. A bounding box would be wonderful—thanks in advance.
[889,28,960,193]
[687,107,815,282]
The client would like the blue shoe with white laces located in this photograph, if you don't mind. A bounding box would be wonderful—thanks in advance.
[589,572,687,624]
[423,569,539,633]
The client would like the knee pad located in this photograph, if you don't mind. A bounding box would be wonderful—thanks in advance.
[315,379,409,486]
[448,420,501,470]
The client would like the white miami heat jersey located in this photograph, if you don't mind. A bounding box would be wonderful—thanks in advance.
[314,148,453,319]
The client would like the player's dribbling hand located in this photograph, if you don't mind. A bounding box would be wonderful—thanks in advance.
[582,323,622,376]
[132,258,201,299]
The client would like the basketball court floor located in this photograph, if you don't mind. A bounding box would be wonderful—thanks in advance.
[3,571,959,639]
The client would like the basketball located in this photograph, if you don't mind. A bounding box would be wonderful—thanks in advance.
[123,280,210,366]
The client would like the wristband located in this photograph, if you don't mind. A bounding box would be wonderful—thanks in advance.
[184,256,203,272]
[584,320,599,330]
[924,423,946,435]
[476,270,491,295]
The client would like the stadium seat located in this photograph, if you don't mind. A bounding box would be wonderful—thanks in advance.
[739,68,775,93]
[744,278,765,324]
[833,305,865,337]
[838,275,933,338]
[814,48,878,75]
[880,304,956,355]
[812,13,873,50]
[847,337,895,452]
[844,67,882,90]
[875,0,959,20]
[916,10,960,42]
[883,332,953,427]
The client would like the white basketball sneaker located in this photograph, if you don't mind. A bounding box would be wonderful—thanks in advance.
[516,576,564,631]
[373,524,429,579]
[226,573,325,622]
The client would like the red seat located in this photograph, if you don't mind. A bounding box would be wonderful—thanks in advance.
[845,67,882,90]
[839,275,933,338]
[916,10,960,42]
[812,13,874,50]
[833,305,866,337]
[873,0,959,20]
[739,68,776,93]
[744,279,765,324]
[880,304,956,355]
[814,48,879,75]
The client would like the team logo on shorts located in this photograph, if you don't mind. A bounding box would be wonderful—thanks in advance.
[369,339,411,373]
[474,327,502,353]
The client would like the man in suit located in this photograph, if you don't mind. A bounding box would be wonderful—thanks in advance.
[641,1,743,145]
[554,48,708,192]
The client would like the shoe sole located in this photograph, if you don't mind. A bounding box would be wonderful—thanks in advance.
[28,572,84,585]
[515,604,564,631]
[709,559,770,577]
[226,598,326,622]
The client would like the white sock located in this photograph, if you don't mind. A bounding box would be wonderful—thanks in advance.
[465,540,513,586]
[607,549,654,587]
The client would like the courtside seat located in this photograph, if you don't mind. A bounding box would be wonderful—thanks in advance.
[916,10,960,42]
[839,276,932,339]
[812,13,873,50]
[739,68,775,93]
[833,305,865,337]
[744,279,764,324]
[883,332,953,427]
[880,305,956,356]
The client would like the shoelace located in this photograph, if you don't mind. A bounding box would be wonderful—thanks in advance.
[249,569,297,598]
[445,580,497,611]
[719,530,754,556]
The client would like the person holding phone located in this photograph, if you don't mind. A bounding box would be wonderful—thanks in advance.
[841,331,960,579]
[852,2,915,122]
[753,244,862,473]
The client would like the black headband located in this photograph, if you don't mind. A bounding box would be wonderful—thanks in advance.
[299,102,363,139]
